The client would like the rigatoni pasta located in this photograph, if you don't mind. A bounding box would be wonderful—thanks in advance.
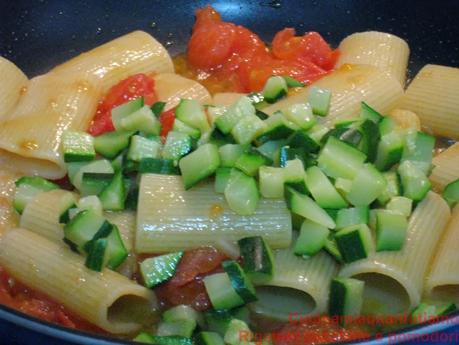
[263,64,404,125]
[105,211,136,252]
[339,192,450,314]
[136,174,292,253]
[336,31,410,86]
[0,228,157,334]
[425,205,459,304]
[400,64,459,140]
[430,143,459,191]
[0,57,28,119]
[254,248,338,319]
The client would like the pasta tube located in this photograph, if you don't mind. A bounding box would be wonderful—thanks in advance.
[263,64,403,125]
[0,228,157,334]
[339,192,450,315]
[425,205,459,304]
[0,170,20,234]
[20,189,77,242]
[154,73,211,110]
[253,249,338,320]
[400,64,459,140]
[336,31,410,86]
[430,143,459,192]
[0,57,28,119]
[136,174,292,253]
[51,31,174,93]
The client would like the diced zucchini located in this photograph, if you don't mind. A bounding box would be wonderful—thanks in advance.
[282,75,304,88]
[13,176,60,214]
[255,112,297,145]
[84,238,108,272]
[163,305,204,328]
[411,302,457,324]
[207,105,227,124]
[204,272,245,310]
[255,109,269,120]
[235,150,270,177]
[335,224,373,263]
[64,209,106,252]
[335,118,360,129]
[222,260,257,303]
[219,144,248,168]
[308,86,331,116]
[255,140,286,163]
[374,130,404,171]
[377,171,401,205]
[375,210,408,252]
[278,146,313,168]
[306,166,348,209]
[151,101,166,117]
[162,131,192,161]
[324,235,344,263]
[224,319,252,345]
[80,172,113,196]
[259,166,285,198]
[285,186,336,229]
[317,136,367,180]
[357,119,380,162]
[215,97,255,134]
[307,123,330,143]
[175,99,210,133]
[283,159,305,183]
[224,169,259,215]
[215,167,232,194]
[119,106,161,135]
[179,144,220,189]
[204,310,234,336]
[294,219,330,257]
[398,160,431,202]
[62,131,95,162]
[238,236,274,284]
[321,127,363,148]
[386,196,413,217]
[360,102,383,124]
[283,103,316,130]
[262,76,288,103]
[401,130,435,175]
[69,159,114,191]
[346,163,387,206]
[231,115,266,145]
[133,334,193,345]
[196,332,225,345]
[329,277,365,324]
[335,206,369,230]
[334,178,353,195]
[139,158,180,175]
[173,119,201,139]
[93,130,135,159]
[156,320,196,338]
[127,135,161,162]
[287,131,321,153]
[379,116,397,136]
[140,252,183,288]
[77,195,103,215]
[99,171,126,211]
[111,97,144,128]
[443,179,459,208]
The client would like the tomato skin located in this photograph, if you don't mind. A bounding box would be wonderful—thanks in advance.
[88,73,157,136]
[154,247,227,311]
[159,108,176,139]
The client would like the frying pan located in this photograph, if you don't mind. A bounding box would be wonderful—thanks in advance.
[0,0,459,344]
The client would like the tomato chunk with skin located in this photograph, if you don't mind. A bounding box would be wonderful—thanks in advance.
[88,73,158,136]
[187,6,339,92]
[159,108,176,139]
[154,247,227,311]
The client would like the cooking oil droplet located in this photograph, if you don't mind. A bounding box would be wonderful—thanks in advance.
[165,40,174,47]
[267,0,282,8]
[96,27,102,35]
[150,21,157,28]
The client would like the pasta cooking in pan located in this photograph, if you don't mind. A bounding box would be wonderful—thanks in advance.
[0,5,458,345]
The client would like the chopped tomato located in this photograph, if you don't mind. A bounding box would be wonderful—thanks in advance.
[88,73,157,136]
[159,108,176,139]
[154,247,227,311]
[0,266,103,333]
[274,316,371,345]
[187,6,339,93]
